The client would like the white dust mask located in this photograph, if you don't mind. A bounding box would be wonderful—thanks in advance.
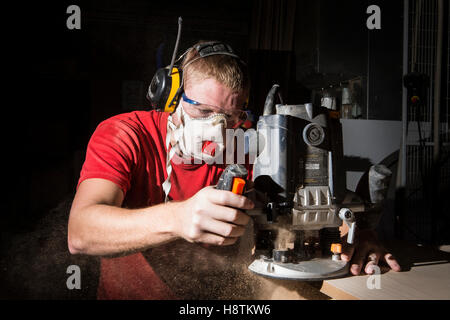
[169,101,227,164]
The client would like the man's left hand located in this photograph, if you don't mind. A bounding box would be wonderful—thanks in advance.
[341,229,402,275]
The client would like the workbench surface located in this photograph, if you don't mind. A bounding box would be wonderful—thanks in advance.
[320,241,450,300]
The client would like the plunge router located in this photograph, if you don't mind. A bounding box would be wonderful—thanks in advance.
[245,84,392,281]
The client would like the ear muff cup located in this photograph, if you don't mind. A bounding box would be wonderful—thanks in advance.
[147,67,182,112]
[148,68,171,109]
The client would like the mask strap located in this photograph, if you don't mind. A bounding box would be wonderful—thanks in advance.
[162,114,178,202]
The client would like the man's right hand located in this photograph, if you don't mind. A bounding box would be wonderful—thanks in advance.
[171,186,254,246]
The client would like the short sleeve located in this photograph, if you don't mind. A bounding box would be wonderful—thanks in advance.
[77,117,142,196]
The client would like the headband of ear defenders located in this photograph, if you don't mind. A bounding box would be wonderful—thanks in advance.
[195,41,239,59]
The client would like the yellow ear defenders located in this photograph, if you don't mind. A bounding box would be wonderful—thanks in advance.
[147,17,243,113]
[147,65,182,113]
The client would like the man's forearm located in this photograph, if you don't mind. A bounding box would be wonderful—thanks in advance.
[68,201,181,256]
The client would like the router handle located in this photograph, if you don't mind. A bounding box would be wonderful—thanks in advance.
[339,208,356,244]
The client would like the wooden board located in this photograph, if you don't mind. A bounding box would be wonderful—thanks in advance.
[320,241,450,300]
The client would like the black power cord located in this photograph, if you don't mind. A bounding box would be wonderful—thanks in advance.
[403,72,430,197]
[402,72,432,242]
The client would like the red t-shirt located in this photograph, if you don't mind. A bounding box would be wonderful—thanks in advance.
[78,110,252,299]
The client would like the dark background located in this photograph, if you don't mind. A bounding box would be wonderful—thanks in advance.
[1,0,411,299]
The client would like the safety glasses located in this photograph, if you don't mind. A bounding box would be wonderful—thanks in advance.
[182,92,248,128]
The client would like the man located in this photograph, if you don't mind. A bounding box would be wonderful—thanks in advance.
[68,41,400,300]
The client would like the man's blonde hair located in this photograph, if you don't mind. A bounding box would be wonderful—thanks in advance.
[181,41,250,96]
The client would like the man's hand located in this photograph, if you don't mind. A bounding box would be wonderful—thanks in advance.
[341,229,401,275]
[172,186,254,246]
